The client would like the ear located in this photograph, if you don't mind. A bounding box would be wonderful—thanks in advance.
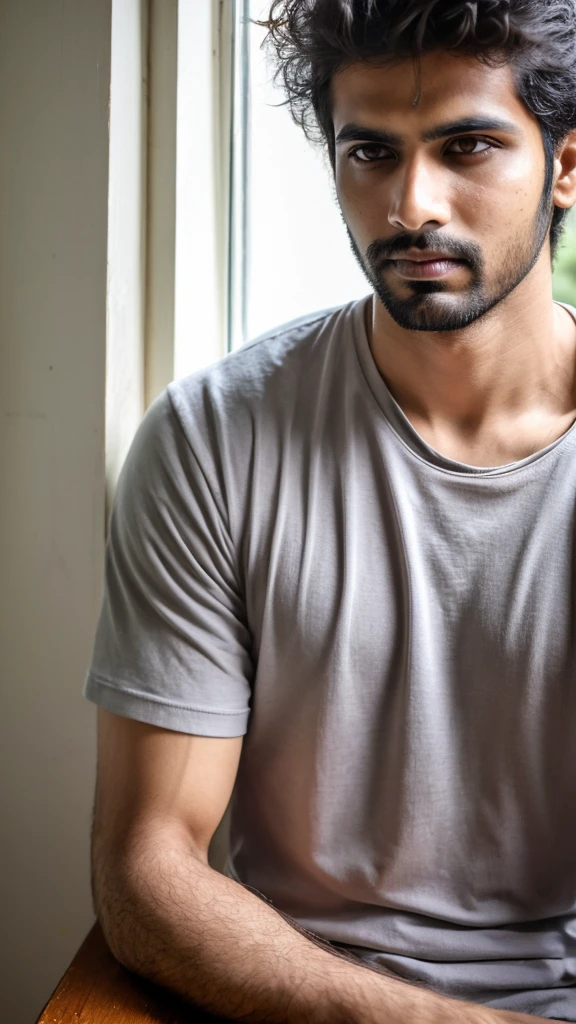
[553,131,576,210]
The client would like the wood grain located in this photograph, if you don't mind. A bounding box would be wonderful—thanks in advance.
[35,921,228,1023]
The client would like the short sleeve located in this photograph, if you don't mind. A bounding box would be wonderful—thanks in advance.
[83,388,253,736]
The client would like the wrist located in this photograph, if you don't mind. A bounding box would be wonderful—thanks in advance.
[330,968,424,1024]
[335,975,500,1024]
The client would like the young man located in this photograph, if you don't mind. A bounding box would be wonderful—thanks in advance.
[85,1,576,1021]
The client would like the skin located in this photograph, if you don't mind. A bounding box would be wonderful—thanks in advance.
[332,52,576,467]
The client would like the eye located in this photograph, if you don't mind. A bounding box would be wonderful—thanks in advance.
[445,136,496,156]
[349,143,393,164]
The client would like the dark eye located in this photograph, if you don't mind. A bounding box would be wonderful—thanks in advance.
[349,143,392,163]
[446,136,495,156]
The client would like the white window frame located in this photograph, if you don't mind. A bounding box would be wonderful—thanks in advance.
[106,0,237,497]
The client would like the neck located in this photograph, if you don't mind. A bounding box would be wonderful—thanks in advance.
[368,262,576,465]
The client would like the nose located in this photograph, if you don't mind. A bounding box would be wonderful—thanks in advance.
[388,155,451,232]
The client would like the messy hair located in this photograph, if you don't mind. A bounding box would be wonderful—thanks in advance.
[261,0,576,257]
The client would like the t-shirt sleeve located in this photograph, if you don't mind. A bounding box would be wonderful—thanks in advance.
[83,387,253,736]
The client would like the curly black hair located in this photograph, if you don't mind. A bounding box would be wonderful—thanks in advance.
[260,0,576,257]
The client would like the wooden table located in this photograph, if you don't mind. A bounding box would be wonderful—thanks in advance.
[35,921,229,1023]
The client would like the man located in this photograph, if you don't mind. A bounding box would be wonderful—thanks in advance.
[85,1,576,1021]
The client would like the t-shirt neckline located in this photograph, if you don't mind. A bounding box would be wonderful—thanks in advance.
[352,294,576,478]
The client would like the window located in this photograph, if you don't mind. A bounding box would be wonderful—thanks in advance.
[228,0,368,351]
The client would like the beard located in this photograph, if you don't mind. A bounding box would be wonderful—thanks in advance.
[344,184,554,333]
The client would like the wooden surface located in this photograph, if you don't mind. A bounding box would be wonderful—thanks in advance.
[35,921,228,1023]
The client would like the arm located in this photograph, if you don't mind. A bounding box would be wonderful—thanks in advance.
[91,707,549,1024]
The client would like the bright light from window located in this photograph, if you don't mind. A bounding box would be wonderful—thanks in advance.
[231,2,368,349]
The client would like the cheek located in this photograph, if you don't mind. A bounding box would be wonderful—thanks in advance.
[334,168,391,240]
[458,179,539,240]
[461,149,545,225]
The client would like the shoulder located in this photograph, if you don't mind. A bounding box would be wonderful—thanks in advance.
[167,299,363,434]
[125,299,367,525]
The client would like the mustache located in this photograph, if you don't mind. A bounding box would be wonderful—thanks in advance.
[366,232,484,271]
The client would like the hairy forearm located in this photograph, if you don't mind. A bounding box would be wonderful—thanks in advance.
[92,823,549,1024]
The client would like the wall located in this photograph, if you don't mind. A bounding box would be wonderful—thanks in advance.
[0,1,111,1020]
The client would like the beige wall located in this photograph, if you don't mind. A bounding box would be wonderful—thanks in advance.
[0,1,111,1020]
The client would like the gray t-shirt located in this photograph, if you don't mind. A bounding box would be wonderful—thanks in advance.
[85,295,576,1019]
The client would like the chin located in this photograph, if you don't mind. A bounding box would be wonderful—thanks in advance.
[381,294,489,333]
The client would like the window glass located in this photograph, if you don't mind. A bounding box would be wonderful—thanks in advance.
[236,2,368,349]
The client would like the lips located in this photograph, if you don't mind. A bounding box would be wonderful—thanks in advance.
[388,257,466,280]
[392,249,463,263]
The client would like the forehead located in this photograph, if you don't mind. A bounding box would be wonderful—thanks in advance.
[331,51,537,136]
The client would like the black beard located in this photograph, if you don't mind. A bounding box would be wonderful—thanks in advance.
[345,185,554,333]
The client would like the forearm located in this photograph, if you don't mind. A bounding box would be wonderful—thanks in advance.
[93,823,548,1024]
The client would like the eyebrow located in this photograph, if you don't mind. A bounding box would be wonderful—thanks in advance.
[335,117,522,147]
